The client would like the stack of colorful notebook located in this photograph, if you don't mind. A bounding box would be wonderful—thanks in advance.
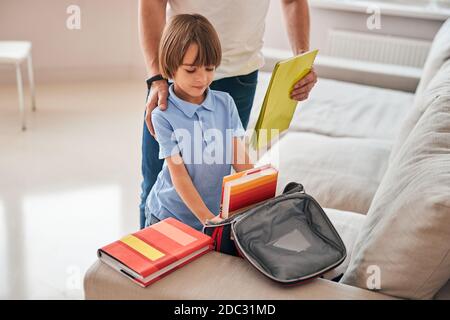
[220,164,278,219]
[98,218,213,287]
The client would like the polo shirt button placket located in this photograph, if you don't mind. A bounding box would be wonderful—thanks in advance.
[197,112,208,145]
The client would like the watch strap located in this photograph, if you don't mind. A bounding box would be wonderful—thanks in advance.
[146,74,167,90]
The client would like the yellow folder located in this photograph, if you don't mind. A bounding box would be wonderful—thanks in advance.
[252,50,319,149]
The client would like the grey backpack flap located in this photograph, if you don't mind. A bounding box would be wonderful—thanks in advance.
[231,182,347,284]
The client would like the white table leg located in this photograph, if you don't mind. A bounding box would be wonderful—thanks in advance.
[16,63,26,131]
[27,53,36,111]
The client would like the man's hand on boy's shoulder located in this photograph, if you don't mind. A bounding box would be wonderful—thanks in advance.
[145,79,169,137]
[290,67,317,102]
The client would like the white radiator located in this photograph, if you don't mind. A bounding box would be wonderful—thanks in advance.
[327,29,432,68]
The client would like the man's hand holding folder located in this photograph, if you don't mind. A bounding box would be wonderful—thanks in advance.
[252,50,319,149]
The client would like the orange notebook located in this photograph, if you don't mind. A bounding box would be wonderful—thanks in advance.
[220,164,278,218]
[98,218,214,287]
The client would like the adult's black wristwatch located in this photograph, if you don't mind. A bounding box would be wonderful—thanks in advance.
[146,74,168,90]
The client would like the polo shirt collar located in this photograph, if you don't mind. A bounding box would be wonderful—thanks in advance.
[169,84,214,118]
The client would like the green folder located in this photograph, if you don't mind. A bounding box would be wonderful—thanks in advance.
[252,49,319,149]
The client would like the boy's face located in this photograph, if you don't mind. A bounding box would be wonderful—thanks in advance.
[173,43,215,104]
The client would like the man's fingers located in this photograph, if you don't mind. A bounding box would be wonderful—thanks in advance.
[293,69,317,89]
[290,81,316,96]
[158,87,169,110]
[145,111,156,137]
[291,68,317,99]
[146,92,158,112]
[145,96,158,136]
[158,90,169,110]
[144,81,169,136]
[291,93,309,101]
[294,75,315,89]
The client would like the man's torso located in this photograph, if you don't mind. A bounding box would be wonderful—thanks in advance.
[168,0,270,80]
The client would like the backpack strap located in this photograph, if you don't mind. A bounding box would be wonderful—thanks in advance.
[282,182,305,195]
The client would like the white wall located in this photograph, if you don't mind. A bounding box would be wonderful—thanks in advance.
[264,0,443,54]
[0,0,146,84]
[0,0,444,84]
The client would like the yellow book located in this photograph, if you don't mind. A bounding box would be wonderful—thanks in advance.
[252,50,319,149]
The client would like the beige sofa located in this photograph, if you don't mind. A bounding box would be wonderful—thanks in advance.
[84,20,450,300]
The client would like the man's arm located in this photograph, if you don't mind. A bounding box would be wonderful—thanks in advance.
[281,0,310,55]
[281,0,317,101]
[139,0,167,77]
[138,0,169,135]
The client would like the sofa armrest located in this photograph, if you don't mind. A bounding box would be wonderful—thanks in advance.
[84,252,396,300]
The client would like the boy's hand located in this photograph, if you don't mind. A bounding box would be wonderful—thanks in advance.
[146,79,169,137]
[205,215,224,225]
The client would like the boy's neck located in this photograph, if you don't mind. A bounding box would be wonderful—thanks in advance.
[173,83,206,105]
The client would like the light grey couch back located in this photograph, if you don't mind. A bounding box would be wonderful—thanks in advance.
[389,19,450,163]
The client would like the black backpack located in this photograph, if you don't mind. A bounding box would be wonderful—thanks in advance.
[203,182,347,284]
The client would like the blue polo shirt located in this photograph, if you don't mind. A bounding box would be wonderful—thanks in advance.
[145,84,245,230]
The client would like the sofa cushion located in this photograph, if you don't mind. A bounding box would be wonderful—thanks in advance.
[390,59,450,163]
[248,74,413,141]
[256,131,391,214]
[322,208,366,281]
[288,79,414,140]
[341,95,450,299]
[415,19,450,97]
[84,252,395,300]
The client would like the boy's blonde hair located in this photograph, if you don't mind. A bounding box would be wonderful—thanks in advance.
[158,14,222,79]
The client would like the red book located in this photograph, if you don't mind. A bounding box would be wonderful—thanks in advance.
[98,218,214,287]
[220,164,278,218]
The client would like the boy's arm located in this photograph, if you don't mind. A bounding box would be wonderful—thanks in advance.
[166,154,217,224]
[232,137,255,172]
